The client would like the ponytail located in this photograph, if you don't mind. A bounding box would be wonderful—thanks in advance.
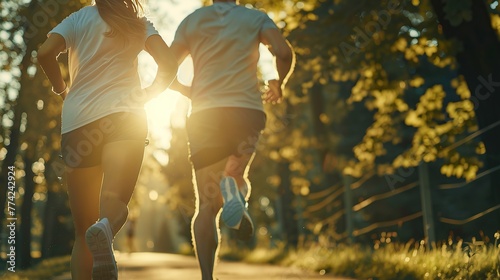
[95,0,146,42]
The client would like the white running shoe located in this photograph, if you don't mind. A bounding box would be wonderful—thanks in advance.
[85,218,118,280]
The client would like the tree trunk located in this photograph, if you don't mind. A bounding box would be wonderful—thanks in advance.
[18,156,35,269]
[310,84,328,153]
[41,189,73,258]
[277,161,299,247]
[0,110,22,230]
[430,0,500,230]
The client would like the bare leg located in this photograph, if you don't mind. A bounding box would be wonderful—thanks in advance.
[191,158,227,280]
[224,152,256,200]
[100,140,145,235]
[66,166,103,280]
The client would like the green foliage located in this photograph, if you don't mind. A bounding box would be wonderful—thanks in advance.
[252,0,485,181]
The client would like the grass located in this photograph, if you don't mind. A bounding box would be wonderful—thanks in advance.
[220,235,500,280]
[0,255,70,280]
[281,241,499,279]
[5,235,499,280]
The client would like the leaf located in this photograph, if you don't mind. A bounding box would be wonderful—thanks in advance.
[410,76,425,87]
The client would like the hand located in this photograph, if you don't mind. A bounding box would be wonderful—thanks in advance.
[263,79,283,104]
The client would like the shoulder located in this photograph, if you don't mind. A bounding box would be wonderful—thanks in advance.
[234,5,275,27]
[235,5,272,21]
[64,5,98,22]
[141,16,159,36]
[193,6,213,14]
[183,6,212,21]
[75,5,99,16]
[237,5,267,15]
[141,16,155,26]
[177,6,207,29]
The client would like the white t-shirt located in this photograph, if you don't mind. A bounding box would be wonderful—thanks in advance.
[49,6,159,134]
[172,3,278,114]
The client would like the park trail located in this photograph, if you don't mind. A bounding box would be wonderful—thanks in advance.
[53,252,357,280]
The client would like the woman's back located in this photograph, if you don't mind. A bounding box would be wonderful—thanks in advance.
[50,6,156,133]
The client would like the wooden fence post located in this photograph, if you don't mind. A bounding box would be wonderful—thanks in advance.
[418,162,436,249]
[343,175,354,243]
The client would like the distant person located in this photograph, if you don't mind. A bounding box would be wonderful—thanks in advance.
[37,0,177,279]
[169,0,295,279]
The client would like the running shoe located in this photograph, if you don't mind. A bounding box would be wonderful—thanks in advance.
[236,203,255,241]
[220,176,245,229]
[85,218,118,280]
[220,177,255,240]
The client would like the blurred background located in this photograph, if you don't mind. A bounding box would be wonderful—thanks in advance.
[1,0,500,271]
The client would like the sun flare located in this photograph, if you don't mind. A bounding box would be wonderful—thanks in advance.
[139,1,200,149]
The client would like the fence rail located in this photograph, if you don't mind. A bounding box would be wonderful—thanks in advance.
[439,164,500,190]
[439,204,500,225]
[353,212,423,237]
[303,119,500,247]
[304,186,344,214]
[353,181,418,212]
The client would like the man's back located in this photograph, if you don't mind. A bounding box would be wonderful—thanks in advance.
[169,2,295,280]
[173,3,278,113]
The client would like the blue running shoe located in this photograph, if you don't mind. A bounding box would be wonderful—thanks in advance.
[220,177,245,229]
[237,204,255,241]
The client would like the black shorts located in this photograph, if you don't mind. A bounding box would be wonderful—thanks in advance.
[61,112,148,168]
[186,107,266,170]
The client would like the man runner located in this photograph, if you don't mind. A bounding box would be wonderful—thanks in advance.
[170,1,294,279]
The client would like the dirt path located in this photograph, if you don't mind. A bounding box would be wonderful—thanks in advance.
[53,252,355,280]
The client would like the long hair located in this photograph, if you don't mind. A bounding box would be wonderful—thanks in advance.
[95,0,146,42]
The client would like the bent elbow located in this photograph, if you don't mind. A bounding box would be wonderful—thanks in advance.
[275,45,294,61]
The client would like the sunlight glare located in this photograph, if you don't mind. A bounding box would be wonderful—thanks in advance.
[140,1,201,147]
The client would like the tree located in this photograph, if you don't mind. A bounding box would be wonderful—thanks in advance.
[429,0,500,207]
[1,0,88,268]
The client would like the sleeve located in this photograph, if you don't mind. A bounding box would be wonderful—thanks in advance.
[172,17,190,50]
[260,12,278,32]
[48,11,77,51]
[144,18,159,38]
